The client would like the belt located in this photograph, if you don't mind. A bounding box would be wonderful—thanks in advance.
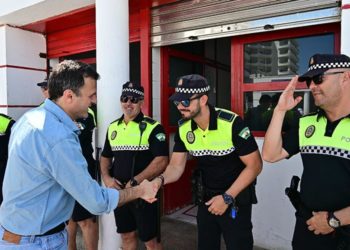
[2,223,65,244]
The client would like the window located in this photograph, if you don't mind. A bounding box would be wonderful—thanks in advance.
[232,23,340,133]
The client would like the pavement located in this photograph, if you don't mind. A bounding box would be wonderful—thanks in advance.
[76,216,266,250]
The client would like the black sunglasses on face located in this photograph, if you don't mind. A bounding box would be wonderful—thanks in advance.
[120,95,143,104]
[173,95,203,107]
[305,71,345,88]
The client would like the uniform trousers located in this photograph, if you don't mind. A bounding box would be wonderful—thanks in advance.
[197,203,253,250]
[292,215,344,250]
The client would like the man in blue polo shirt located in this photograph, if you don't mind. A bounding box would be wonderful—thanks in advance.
[0,60,157,250]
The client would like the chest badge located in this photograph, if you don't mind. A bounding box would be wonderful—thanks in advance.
[305,125,315,138]
[186,131,195,144]
[111,130,117,140]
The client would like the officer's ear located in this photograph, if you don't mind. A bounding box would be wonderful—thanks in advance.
[199,94,208,106]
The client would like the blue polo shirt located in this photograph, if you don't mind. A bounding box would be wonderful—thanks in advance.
[0,99,118,235]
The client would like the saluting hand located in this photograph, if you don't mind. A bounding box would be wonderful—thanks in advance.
[139,179,158,203]
[306,211,334,235]
[205,195,229,216]
[276,76,303,112]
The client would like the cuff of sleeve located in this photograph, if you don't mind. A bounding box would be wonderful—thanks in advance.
[106,188,119,212]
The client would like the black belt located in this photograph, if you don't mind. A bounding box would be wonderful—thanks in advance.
[39,223,66,236]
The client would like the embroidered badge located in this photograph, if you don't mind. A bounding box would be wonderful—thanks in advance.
[156,133,166,141]
[186,131,195,144]
[305,125,315,138]
[111,131,117,140]
[239,127,251,140]
[128,82,133,88]
[178,79,183,86]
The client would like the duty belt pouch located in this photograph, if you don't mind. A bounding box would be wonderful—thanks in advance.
[191,168,204,205]
[236,183,257,206]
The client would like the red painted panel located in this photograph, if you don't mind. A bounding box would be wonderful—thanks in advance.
[47,23,96,58]
[164,160,195,214]
[22,6,95,34]
[152,0,181,7]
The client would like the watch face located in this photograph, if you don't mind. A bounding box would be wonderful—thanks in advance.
[329,218,340,228]
[222,194,233,205]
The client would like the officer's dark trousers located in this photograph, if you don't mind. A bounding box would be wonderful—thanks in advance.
[292,215,340,250]
[197,203,253,250]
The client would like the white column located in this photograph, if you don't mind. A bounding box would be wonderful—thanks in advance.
[0,25,46,119]
[95,1,129,249]
[341,0,350,55]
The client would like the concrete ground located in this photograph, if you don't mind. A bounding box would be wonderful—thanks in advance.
[76,217,266,250]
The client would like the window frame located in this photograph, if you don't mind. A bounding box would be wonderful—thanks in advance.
[231,23,340,123]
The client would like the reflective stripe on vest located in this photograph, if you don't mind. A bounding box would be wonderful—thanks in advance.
[179,108,237,156]
[107,116,159,151]
[0,115,11,135]
[88,108,96,127]
[299,114,350,160]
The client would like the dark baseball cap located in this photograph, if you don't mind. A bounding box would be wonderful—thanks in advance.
[121,81,144,98]
[169,74,210,102]
[36,81,48,87]
[298,54,350,82]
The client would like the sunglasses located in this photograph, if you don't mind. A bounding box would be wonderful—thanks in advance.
[120,95,143,104]
[305,71,345,88]
[173,95,203,107]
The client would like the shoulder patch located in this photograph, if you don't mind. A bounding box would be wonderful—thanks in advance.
[239,127,251,140]
[217,110,235,122]
[143,117,156,125]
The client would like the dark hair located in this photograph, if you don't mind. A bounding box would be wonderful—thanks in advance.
[48,60,100,101]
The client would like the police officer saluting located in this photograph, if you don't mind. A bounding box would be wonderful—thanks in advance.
[152,74,262,250]
[100,82,169,250]
[0,113,15,204]
[263,54,350,249]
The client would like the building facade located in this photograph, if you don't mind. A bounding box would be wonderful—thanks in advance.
[1,0,349,249]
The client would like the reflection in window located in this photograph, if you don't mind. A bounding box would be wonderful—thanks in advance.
[244,91,315,132]
[244,34,334,83]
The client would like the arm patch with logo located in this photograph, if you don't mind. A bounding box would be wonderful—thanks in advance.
[239,127,251,140]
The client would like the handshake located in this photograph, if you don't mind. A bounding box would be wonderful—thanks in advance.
[139,176,164,203]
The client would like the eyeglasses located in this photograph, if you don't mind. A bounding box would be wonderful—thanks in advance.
[120,95,143,104]
[305,71,345,88]
[173,95,203,107]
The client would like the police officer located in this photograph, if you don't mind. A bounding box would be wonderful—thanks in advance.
[262,54,350,249]
[67,104,99,250]
[100,82,169,250]
[0,113,15,204]
[152,74,262,250]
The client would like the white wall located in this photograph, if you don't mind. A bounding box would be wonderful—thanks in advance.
[253,138,303,250]
[152,47,161,121]
[0,25,46,119]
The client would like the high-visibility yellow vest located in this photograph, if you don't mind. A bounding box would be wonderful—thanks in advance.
[179,108,237,156]
[107,116,160,151]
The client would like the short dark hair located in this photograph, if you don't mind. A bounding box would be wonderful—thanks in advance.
[48,60,100,100]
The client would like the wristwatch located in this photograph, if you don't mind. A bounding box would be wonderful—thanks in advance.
[130,178,138,187]
[327,212,341,229]
[222,193,235,205]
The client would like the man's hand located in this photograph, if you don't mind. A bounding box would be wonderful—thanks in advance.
[275,76,303,112]
[205,195,229,216]
[103,175,123,190]
[306,211,334,235]
[139,180,158,203]
[151,177,163,191]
